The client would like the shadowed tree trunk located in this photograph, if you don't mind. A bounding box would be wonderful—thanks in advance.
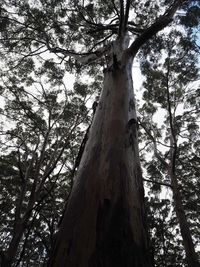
[1,0,197,266]
[140,57,200,267]
[49,46,152,266]
[48,1,190,266]
[140,115,200,267]
[170,142,200,267]
[171,174,200,267]
[1,229,24,267]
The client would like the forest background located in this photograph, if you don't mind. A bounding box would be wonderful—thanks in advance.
[0,0,199,266]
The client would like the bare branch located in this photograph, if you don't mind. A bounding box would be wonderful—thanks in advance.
[165,56,178,178]
[88,33,114,52]
[138,118,169,169]
[111,0,120,18]
[8,46,48,71]
[143,178,172,188]
[86,23,119,34]
[45,35,111,64]
[126,0,188,57]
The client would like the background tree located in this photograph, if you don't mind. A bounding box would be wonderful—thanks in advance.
[0,67,94,266]
[139,27,200,267]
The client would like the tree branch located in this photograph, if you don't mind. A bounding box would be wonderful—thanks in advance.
[124,0,131,29]
[165,54,178,178]
[118,0,125,36]
[86,23,119,34]
[126,0,188,57]
[143,178,172,188]
[138,118,169,170]
[46,37,111,64]
[88,33,114,52]
[111,0,120,18]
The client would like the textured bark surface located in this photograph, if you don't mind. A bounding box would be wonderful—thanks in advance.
[48,55,152,267]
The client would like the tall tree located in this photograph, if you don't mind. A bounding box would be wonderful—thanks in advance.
[0,71,90,266]
[44,1,196,267]
[0,0,199,266]
[139,28,200,267]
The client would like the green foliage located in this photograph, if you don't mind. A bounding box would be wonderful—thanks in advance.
[181,5,200,28]
[146,196,186,267]
[139,25,200,266]
[0,69,91,265]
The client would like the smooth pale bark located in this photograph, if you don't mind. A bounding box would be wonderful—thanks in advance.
[49,52,152,266]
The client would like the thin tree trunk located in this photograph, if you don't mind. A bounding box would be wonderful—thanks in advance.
[1,223,25,267]
[171,171,200,267]
[140,120,200,266]
[167,65,200,267]
[49,56,152,266]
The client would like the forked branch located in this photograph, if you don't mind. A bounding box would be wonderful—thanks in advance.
[127,0,189,57]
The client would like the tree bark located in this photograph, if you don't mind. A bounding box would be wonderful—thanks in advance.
[167,63,200,267]
[49,52,152,266]
[140,120,200,266]
[171,171,200,267]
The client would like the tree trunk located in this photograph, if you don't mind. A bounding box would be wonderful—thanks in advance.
[1,222,25,267]
[49,55,152,266]
[171,172,200,267]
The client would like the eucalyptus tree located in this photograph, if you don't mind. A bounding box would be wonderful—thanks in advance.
[139,28,200,267]
[145,195,188,267]
[0,0,199,266]
[0,70,91,266]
